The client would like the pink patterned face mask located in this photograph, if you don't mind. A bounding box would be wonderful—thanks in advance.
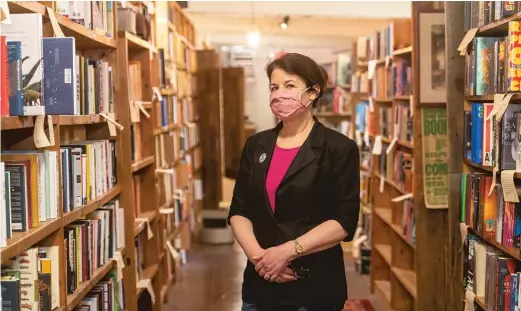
[269,87,312,121]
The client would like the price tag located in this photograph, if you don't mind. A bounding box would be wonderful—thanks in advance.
[46,7,65,37]
[152,87,163,101]
[501,170,520,203]
[137,279,155,305]
[391,193,413,203]
[34,116,51,148]
[47,115,55,146]
[135,218,154,240]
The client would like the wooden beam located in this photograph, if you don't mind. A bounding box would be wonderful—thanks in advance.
[445,2,465,311]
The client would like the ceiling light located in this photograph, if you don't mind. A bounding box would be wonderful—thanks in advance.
[247,30,261,48]
[280,16,290,29]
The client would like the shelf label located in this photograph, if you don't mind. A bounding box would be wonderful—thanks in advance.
[137,279,155,305]
[501,170,520,203]
[34,116,51,148]
[486,94,506,120]
[166,240,180,260]
[495,93,514,121]
[459,222,469,250]
[379,175,385,193]
[372,135,383,155]
[130,102,140,123]
[384,55,391,68]
[159,208,175,214]
[488,167,499,197]
[368,96,375,112]
[367,60,377,80]
[136,218,154,240]
[0,1,11,24]
[386,137,398,155]
[409,95,414,117]
[194,179,203,200]
[391,193,413,203]
[155,168,175,174]
[457,28,478,56]
[47,115,55,146]
[46,7,65,37]
[135,101,151,119]
[464,290,476,311]
[100,112,123,137]
[152,87,163,101]
[363,131,371,147]
[114,251,125,281]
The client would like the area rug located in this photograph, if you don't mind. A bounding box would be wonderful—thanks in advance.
[342,299,376,311]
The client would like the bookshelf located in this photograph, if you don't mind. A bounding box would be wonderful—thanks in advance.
[0,2,200,311]
[446,2,521,311]
[353,3,448,311]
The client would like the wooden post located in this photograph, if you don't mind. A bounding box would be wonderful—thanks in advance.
[445,2,465,311]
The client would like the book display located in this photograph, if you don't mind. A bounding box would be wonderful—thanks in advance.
[0,2,202,311]
[446,2,521,311]
[352,2,448,311]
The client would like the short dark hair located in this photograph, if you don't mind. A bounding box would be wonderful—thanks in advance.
[266,53,328,108]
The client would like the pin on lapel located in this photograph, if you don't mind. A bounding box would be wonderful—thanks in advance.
[259,153,267,163]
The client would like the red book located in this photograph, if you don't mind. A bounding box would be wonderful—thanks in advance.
[0,35,9,116]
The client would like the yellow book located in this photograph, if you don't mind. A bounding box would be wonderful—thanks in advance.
[2,154,40,228]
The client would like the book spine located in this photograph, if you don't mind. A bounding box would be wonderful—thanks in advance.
[507,21,521,92]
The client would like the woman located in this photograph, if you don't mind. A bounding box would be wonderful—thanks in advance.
[228,53,360,311]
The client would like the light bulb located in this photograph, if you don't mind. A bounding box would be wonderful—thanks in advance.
[247,31,261,48]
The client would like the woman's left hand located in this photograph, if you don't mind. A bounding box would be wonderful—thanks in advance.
[253,242,295,282]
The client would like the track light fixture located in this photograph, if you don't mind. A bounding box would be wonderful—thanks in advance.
[280,16,290,29]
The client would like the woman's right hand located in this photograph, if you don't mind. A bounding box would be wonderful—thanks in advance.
[249,248,296,283]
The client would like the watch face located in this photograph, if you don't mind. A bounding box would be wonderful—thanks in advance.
[296,245,304,254]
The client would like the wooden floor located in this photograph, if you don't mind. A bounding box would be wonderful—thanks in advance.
[163,242,372,311]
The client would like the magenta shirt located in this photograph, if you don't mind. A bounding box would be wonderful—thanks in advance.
[266,144,300,211]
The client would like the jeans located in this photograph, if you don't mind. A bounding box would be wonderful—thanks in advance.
[241,302,343,311]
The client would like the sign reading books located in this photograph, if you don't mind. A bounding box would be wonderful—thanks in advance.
[421,108,448,209]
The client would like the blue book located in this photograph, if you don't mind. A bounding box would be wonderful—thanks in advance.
[7,41,23,116]
[42,37,77,115]
[470,102,483,165]
[161,98,167,127]
[475,37,500,96]
[510,273,518,311]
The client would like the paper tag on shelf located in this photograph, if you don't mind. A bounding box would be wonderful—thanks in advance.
[46,7,65,37]
[372,135,383,155]
[488,167,499,197]
[386,137,398,155]
[495,93,514,121]
[363,131,371,147]
[135,101,151,119]
[379,175,385,193]
[159,208,175,214]
[34,116,51,148]
[135,218,154,240]
[501,170,520,203]
[463,290,476,311]
[137,279,155,305]
[130,102,140,123]
[457,28,478,56]
[486,94,506,120]
[367,60,377,80]
[194,179,203,200]
[384,55,391,68]
[114,251,125,280]
[391,193,413,203]
[459,222,469,249]
[0,1,11,24]
[152,87,163,101]
[368,96,375,112]
[155,168,175,174]
[100,112,123,134]
[166,240,180,260]
[47,115,55,146]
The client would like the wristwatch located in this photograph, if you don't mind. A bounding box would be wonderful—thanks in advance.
[293,239,304,256]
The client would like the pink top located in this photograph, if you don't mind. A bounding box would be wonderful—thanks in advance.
[266,144,300,211]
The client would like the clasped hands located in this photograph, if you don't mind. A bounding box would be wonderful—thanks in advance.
[250,241,297,283]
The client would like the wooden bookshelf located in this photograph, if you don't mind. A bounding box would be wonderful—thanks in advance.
[0,2,201,311]
[353,3,448,311]
[446,2,521,311]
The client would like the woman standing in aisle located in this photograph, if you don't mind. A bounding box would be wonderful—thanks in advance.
[228,53,360,311]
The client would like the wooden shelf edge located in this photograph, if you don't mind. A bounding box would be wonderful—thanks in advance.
[475,296,486,310]
[391,267,417,299]
[136,263,160,297]
[464,159,521,180]
[66,261,115,311]
[1,114,114,130]
[124,31,158,53]
[374,244,392,266]
[131,156,155,173]
[0,218,62,264]
[373,280,392,306]
[392,46,412,56]
[373,207,392,225]
[391,224,415,249]
[8,2,117,49]
[477,11,521,36]
[63,185,122,226]
[468,227,520,260]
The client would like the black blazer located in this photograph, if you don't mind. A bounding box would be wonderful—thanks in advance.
[228,120,360,307]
